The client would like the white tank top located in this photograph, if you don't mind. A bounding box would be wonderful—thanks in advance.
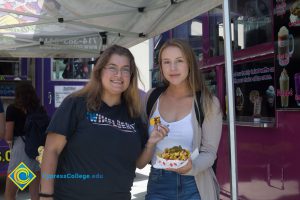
[148,98,194,164]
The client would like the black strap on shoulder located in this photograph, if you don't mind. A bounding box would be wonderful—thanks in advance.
[146,87,205,127]
[146,86,167,118]
[195,91,204,126]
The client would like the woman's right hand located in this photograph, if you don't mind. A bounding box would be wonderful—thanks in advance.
[147,124,169,147]
[136,124,169,169]
[40,133,66,200]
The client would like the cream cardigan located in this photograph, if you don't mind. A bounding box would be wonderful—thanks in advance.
[146,90,223,200]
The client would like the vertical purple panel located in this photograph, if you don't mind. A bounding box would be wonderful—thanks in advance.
[202,12,210,64]
[43,58,53,115]
[0,140,9,176]
[20,58,27,77]
[216,65,225,112]
[35,58,43,101]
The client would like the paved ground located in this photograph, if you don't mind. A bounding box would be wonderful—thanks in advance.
[131,165,150,200]
[0,165,151,200]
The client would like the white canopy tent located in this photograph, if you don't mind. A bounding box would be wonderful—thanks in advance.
[0,0,238,199]
[0,0,221,58]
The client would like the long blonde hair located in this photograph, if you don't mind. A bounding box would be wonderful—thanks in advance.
[158,39,214,116]
[73,45,141,118]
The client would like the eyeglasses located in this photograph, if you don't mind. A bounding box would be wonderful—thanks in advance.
[104,65,132,77]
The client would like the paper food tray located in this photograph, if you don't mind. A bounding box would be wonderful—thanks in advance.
[153,148,199,169]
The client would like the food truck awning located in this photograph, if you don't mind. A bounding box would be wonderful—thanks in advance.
[0,0,221,58]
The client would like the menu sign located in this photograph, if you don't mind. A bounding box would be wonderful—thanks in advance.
[54,85,83,108]
[233,59,275,119]
[274,0,300,109]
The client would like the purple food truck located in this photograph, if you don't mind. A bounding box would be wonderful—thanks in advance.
[151,1,300,199]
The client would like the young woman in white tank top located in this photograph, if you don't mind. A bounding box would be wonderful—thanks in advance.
[149,98,194,165]
[143,39,223,200]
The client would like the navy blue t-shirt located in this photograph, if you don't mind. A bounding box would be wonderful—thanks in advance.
[46,96,147,200]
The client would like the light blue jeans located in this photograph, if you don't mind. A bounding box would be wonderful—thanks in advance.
[145,167,201,200]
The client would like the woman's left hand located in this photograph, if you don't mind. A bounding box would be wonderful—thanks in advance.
[166,158,192,174]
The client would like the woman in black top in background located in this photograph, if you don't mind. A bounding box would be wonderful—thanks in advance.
[4,83,41,200]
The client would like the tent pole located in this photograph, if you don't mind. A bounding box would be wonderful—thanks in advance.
[222,0,238,200]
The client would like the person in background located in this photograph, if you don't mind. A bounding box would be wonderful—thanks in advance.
[62,59,72,79]
[142,39,222,200]
[40,45,168,200]
[4,83,41,200]
[0,99,5,139]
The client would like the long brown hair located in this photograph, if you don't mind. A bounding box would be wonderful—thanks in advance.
[14,83,40,112]
[158,39,214,116]
[73,45,141,118]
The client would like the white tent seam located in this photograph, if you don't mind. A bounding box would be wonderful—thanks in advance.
[0,8,50,20]
[0,19,55,29]
[0,42,40,50]
[144,1,177,35]
[145,2,170,11]
[68,21,139,37]
[0,35,36,43]
[0,10,141,30]
[110,0,145,9]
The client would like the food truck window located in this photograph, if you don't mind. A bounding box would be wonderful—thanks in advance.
[232,0,272,48]
[153,33,169,66]
[189,20,203,64]
[152,33,169,88]
[209,5,233,57]
[51,58,94,80]
[0,58,20,76]
[274,0,300,110]
[233,58,275,126]
[191,21,202,36]
[172,16,204,63]
[209,0,272,57]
